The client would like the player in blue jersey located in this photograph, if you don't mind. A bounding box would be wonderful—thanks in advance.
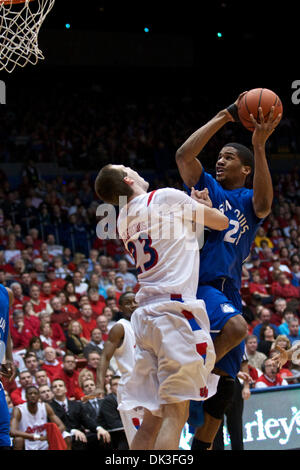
[0,285,15,450]
[176,94,282,450]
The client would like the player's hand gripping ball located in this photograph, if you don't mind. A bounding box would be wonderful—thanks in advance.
[237,88,283,132]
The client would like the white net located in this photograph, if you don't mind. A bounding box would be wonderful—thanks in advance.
[0,0,55,73]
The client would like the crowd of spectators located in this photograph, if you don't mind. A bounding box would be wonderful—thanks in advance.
[1,86,300,448]
[1,80,300,173]
[0,160,142,448]
[240,170,300,387]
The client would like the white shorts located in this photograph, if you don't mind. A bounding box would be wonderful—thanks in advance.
[118,299,218,417]
[117,386,144,446]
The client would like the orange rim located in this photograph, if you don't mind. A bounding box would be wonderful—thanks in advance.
[0,0,35,4]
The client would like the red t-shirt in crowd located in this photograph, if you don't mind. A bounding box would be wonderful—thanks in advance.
[101,332,109,342]
[31,300,48,315]
[56,369,84,400]
[40,293,54,303]
[51,310,78,331]
[90,300,106,318]
[10,387,27,406]
[10,319,36,349]
[271,282,300,301]
[49,321,66,344]
[249,282,269,295]
[270,312,284,327]
[77,317,97,341]
[63,304,80,318]
[12,295,30,310]
[41,336,60,351]
[50,278,67,294]
[250,265,269,281]
[41,359,63,382]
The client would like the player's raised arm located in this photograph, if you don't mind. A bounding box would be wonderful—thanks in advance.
[175,93,246,188]
[250,106,281,219]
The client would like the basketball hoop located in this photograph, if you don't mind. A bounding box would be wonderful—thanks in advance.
[0,0,55,73]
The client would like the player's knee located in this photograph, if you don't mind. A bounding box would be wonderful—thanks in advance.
[162,401,189,427]
[225,314,248,344]
[203,376,235,420]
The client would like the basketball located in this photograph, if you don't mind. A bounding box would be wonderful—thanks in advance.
[237,88,283,132]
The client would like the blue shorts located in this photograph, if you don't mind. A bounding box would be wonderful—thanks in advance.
[197,281,245,378]
[0,382,11,447]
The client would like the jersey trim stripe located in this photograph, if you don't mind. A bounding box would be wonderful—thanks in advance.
[147,190,157,206]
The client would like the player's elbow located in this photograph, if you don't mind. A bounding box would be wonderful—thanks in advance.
[175,146,187,164]
[253,198,272,219]
[223,215,229,230]
[254,206,272,219]
[204,210,229,231]
[218,214,229,231]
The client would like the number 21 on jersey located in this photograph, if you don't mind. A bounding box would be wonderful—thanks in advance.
[127,234,158,274]
[220,204,249,246]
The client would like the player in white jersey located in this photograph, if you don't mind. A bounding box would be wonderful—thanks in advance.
[94,164,228,449]
[10,385,68,450]
[94,291,141,446]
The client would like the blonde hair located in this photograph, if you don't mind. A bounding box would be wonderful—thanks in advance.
[272,334,292,351]
[78,368,94,388]
[67,319,83,336]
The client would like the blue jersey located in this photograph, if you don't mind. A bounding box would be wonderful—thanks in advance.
[188,168,263,291]
[0,284,9,366]
[0,284,11,448]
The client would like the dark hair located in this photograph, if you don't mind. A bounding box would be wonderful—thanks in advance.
[25,385,39,395]
[119,291,135,306]
[94,164,134,205]
[51,378,66,388]
[259,324,277,341]
[28,337,43,350]
[111,375,121,383]
[24,350,38,361]
[63,353,76,362]
[64,281,75,293]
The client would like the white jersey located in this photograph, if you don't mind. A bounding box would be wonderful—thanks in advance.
[117,188,204,305]
[18,402,48,450]
[113,318,135,386]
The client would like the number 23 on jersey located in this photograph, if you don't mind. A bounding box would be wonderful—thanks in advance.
[127,234,158,274]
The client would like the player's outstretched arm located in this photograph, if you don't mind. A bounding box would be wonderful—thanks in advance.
[191,187,228,231]
[175,93,246,188]
[202,205,229,231]
[250,106,281,219]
